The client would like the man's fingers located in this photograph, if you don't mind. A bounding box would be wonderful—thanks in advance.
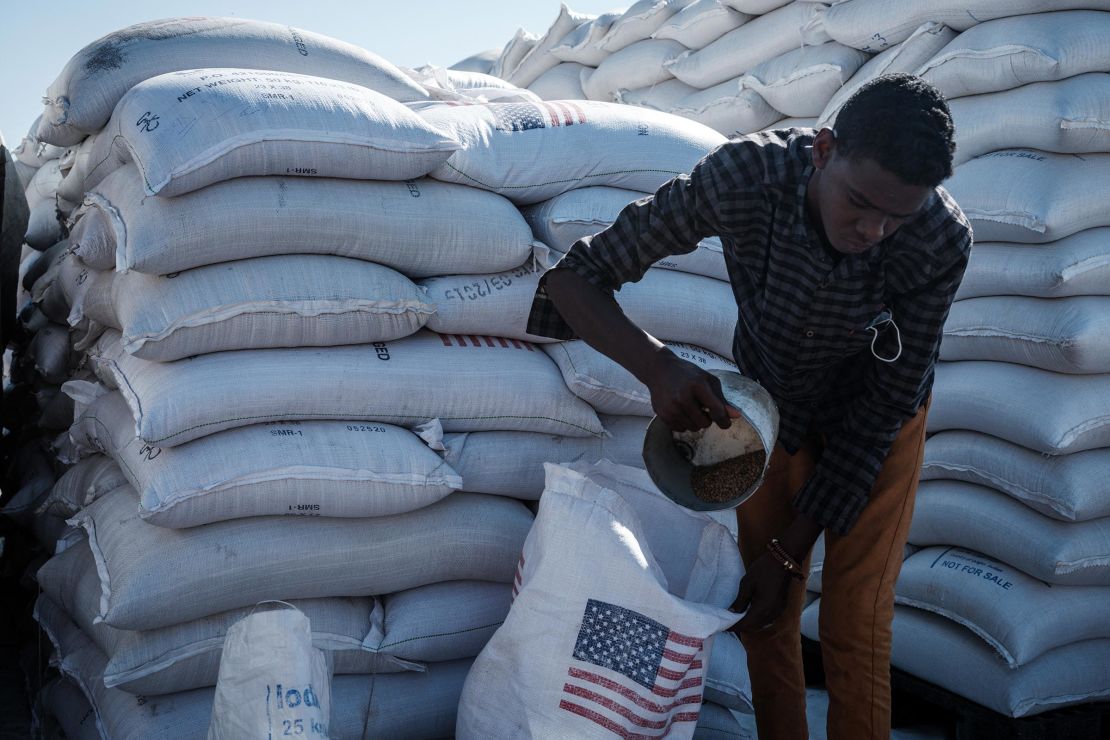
[692,381,731,429]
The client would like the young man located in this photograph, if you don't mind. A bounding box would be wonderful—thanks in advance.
[527,74,972,740]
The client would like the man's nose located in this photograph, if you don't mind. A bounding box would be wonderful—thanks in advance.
[858,213,888,244]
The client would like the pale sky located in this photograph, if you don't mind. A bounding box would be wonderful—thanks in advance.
[0,0,623,145]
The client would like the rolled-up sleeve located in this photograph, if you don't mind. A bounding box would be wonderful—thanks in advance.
[793,230,972,535]
[527,146,733,340]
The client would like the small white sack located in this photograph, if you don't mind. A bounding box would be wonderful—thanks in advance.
[664,2,830,89]
[81,254,435,360]
[654,0,751,50]
[523,186,727,281]
[928,360,1110,454]
[908,481,1110,586]
[456,461,741,739]
[57,135,97,203]
[73,164,534,277]
[819,0,1107,53]
[528,62,589,100]
[207,605,331,740]
[35,455,126,518]
[945,150,1110,244]
[83,68,459,197]
[818,21,956,128]
[430,415,650,499]
[616,79,699,112]
[71,391,463,528]
[408,65,540,104]
[88,328,603,446]
[671,83,780,137]
[581,39,687,102]
[941,296,1110,374]
[450,49,500,75]
[889,605,1110,718]
[508,5,594,88]
[598,0,692,53]
[550,12,622,67]
[420,100,725,205]
[950,74,1110,167]
[895,546,1110,668]
[36,16,429,146]
[921,430,1110,522]
[741,42,868,118]
[491,28,540,80]
[545,340,738,415]
[12,115,66,167]
[24,159,64,249]
[920,11,1110,99]
[954,229,1110,301]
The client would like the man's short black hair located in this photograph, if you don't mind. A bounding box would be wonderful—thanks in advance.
[832,73,955,188]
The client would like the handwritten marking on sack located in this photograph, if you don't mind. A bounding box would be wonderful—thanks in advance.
[138,444,162,461]
[135,111,160,133]
[638,125,649,136]
[406,181,421,198]
[935,555,1013,590]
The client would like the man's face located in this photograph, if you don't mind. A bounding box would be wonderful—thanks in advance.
[812,137,934,255]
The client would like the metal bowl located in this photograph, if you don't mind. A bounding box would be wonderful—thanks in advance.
[642,370,779,512]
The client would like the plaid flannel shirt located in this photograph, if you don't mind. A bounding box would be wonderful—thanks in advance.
[527,129,972,535]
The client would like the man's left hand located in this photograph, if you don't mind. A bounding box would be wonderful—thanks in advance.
[731,552,795,633]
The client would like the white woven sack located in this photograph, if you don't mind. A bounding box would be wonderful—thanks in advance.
[57,135,96,203]
[24,159,63,249]
[420,256,559,344]
[80,255,434,361]
[41,677,99,740]
[581,40,687,102]
[207,605,331,740]
[491,28,540,80]
[945,150,1110,244]
[921,430,1110,522]
[71,391,462,528]
[664,1,830,89]
[427,415,649,498]
[818,21,956,128]
[508,5,594,88]
[523,186,728,281]
[920,11,1110,100]
[703,632,752,713]
[819,0,1108,53]
[895,546,1110,669]
[950,74,1110,166]
[908,481,1110,586]
[598,0,693,53]
[81,68,457,198]
[928,360,1110,454]
[528,63,588,100]
[73,165,533,277]
[35,455,125,518]
[457,460,741,739]
[545,340,738,415]
[616,79,699,112]
[368,581,511,663]
[67,484,533,630]
[722,0,791,11]
[941,296,1110,374]
[38,601,473,740]
[550,12,622,66]
[12,116,66,167]
[654,0,751,49]
[88,327,603,446]
[741,42,868,118]
[955,229,1110,301]
[449,48,500,75]
[672,83,780,137]
[888,606,1110,718]
[419,100,725,205]
[36,17,428,147]
[408,65,540,104]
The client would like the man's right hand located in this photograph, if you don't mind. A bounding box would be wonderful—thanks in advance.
[643,349,741,432]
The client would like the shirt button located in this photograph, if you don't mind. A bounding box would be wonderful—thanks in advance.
[805,329,815,338]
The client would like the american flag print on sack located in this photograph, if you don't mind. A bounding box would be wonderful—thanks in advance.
[559,599,705,738]
[492,101,588,132]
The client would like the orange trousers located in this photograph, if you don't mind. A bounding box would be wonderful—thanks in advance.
[734,400,930,740]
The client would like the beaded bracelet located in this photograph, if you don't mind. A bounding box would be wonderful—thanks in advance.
[766,538,806,581]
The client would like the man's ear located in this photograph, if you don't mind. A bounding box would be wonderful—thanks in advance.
[811,128,837,170]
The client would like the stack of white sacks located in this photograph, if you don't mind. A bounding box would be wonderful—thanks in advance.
[11,17,754,739]
[471,0,1110,723]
